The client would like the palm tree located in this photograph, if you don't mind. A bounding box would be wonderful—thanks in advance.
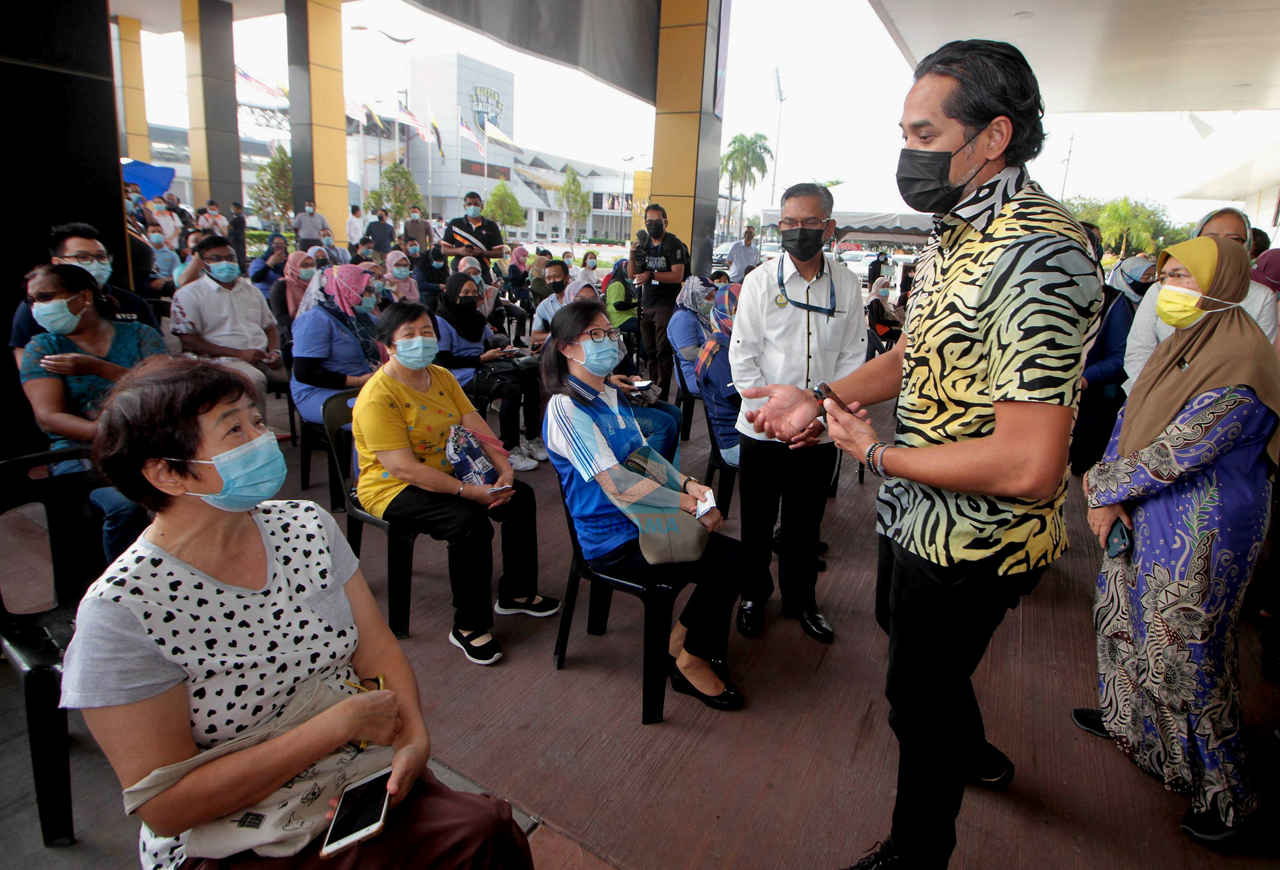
[1098,196,1155,258]
[720,133,773,238]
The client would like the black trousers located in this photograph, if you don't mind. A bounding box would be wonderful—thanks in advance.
[466,368,542,450]
[488,301,527,338]
[381,479,539,632]
[876,535,1043,869]
[588,532,742,662]
[639,305,674,400]
[737,436,837,609]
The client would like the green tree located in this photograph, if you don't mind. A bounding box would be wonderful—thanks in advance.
[1098,196,1155,258]
[365,162,421,227]
[720,132,773,237]
[556,166,592,251]
[1064,196,1106,227]
[248,145,292,232]
[486,180,525,234]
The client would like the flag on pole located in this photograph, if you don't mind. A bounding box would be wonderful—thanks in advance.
[235,66,286,99]
[428,107,445,159]
[480,120,523,154]
[345,100,367,123]
[364,103,385,130]
[396,103,432,143]
[459,117,485,157]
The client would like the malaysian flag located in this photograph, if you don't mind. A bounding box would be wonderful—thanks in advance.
[459,117,485,158]
[235,66,285,99]
[396,103,431,143]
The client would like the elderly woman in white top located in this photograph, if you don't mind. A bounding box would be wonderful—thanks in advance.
[62,356,532,870]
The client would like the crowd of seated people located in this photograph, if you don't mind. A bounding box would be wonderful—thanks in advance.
[12,166,1280,869]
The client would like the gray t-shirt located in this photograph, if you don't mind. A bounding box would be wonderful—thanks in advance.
[60,500,362,870]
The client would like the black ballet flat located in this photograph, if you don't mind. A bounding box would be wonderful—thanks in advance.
[670,666,744,711]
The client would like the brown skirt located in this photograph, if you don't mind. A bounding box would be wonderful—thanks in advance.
[180,769,533,870]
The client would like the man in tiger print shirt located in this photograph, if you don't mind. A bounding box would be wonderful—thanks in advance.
[743,41,1102,869]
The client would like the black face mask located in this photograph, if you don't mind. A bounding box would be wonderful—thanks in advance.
[896,129,988,214]
[645,220,665,239]
[780,227,826,262]
[1125,275,1155,296]
[455,296,478,311]
[550,279,567,295]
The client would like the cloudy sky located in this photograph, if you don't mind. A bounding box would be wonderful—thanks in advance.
[139,0,1274,225]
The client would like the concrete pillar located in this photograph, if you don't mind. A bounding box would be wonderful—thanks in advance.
[286,0,349,242]
[648,0,726,276]
[114,16,150,161]
[182,0,241,208]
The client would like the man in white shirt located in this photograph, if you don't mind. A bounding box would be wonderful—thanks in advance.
[729,183,865,645]
[152,197,183,250]
[170,237,285,407]
[531,260,572,346]
[346,204,366,256]
[1123,207,1278,391]
[292,200,329,251]
[196,199,229,236]
[726,224,762,283]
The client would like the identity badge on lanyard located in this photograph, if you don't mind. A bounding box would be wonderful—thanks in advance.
[776,255,836,317]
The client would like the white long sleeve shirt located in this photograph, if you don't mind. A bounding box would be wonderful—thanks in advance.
[1124,279,1279,392]
[730,253,866,443]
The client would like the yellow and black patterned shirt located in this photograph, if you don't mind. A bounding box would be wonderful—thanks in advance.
[877,167,1103,574]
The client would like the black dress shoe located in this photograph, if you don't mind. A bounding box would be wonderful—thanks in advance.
[783,605,834,644]
[970,742,1014,790]
[1181,807,1242,844]
[669,654,735,688]
[844,839,903,869]
[736,599,765,638]
[670,667,744,711]
[1071,708,1110,739]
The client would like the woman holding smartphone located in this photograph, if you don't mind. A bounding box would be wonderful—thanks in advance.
[61,357,532,869]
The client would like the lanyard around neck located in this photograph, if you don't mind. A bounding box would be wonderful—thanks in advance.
[777,255,836,317]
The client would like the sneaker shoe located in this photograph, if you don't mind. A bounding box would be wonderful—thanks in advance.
[494,595,561,617]
[844,840,903,869]
[449,628,503,665]
[507,445,539,472]
[525,436,548,461]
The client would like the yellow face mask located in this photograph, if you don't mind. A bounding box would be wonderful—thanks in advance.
[1155,284,1205,329]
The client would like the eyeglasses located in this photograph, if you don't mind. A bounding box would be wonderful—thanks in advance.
[778,218,829,231]
[201,254,237,263]
[581,327,622,342]
[59,252,113,265]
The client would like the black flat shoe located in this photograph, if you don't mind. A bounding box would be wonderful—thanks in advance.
[493,595,561,617]
[669,654,734,688]
[1072,708,1110,739]
[670,668,744,711]
[736,599,765,638]
[1181,807,1242,844]
[844,839,903,869]
[783,604,834,644]
[970,742,1014,790]
[449,628,502,665]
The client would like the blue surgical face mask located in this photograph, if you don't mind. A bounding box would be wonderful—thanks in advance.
[322,236,335,247]
[355,294,377,314]
[298,267,316,281]
[149,232,165,246]
[408,245,420,256]
[153,203,167,212]
[360,248,373,257]
[465,205,482,219]
[432,260,446,269]
[208,261,241,283]
[32,296,86,335]
[585,258,596,269]
[305,205,315,215]
[394,336,438,369]
[371,280,386,294]
[392,266,411,280]
[71,260,113,287]
[177,432,287,512]
[572,336,622,377]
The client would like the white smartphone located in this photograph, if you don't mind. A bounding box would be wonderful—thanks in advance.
[318,766,393,858]
[630,379,653,390]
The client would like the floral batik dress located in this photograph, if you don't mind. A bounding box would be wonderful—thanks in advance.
[1086,385,1275,826]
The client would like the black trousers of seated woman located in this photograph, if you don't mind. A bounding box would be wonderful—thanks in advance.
[465,368,542,451]
[487,301,527,339]
[587,532,742,662]
[381,479,538,632]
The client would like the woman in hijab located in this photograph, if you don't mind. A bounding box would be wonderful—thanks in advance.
[667,276,716,398]
[603,259,642,367]
[866,276,900,347]
[528,253,551,306]
[1078,236,1280,845]
[507,244,531,306]
[279,251,315,319]
[695,282,743,467]
[1069,256,1157,474]
[289,264,383,424]
[1124,207,1279,392]
[435,272,543,471]
[385,250,420,303]
[306,244,331,273]
[411,243,450,314]
[460,254,528,344]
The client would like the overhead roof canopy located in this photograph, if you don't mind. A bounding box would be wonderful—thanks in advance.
[761,208,933,237]
[867,0,1280,113]
[108,0,294,33]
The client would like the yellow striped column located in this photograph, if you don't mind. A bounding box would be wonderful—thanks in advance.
[649,0,727,274]
[285,0,349,243]
[115,16,150,161]
[182,0,241,206]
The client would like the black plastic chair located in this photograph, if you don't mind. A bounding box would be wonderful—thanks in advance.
[321,390,422,638]
[299,419,345,513]
[551,484,687,725]
[0,447,108,847]
[699,400,738,519]
[672,353,702,442]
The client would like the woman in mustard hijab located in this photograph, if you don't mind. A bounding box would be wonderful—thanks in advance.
[1076,236,1280,844]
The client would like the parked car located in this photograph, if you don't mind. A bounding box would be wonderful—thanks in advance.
[760,242,782,260]
[840,250,897,286]
[712,241,733,267]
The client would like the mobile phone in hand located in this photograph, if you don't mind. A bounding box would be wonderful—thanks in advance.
[630,379,653,390]
[319,766,392,858]
[817,381,852,414]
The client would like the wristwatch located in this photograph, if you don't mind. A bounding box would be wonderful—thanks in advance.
[812,385,828,424]
[681,475,700,494]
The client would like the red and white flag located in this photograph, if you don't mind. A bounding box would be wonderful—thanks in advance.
[458,117,485,158]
